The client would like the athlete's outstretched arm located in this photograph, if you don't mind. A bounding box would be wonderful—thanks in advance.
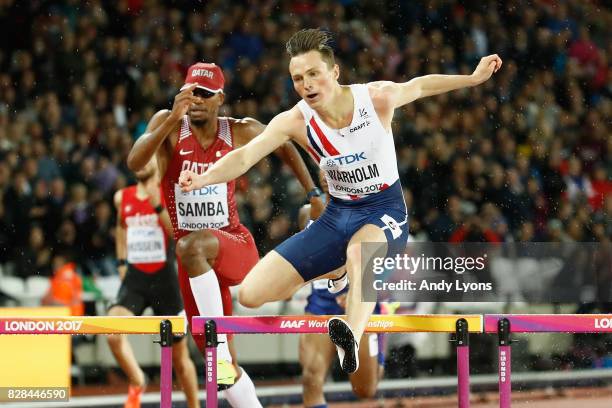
[235,117,324,218]
[179,111,294,192]
[378,54,502,108]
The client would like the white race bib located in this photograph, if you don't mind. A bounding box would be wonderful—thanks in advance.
[126,226,166,264]
[321,154,385,197]
[174,183,229,231]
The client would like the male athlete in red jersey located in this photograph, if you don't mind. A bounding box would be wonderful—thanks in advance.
[127,62,323,407]
[108,158,199,408]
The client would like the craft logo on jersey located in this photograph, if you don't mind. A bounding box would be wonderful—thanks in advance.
[192,69,214,79]
[359,108,369,118]
[349,120,371,133]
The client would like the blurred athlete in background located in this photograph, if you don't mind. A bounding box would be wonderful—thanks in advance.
[107,158,199,408]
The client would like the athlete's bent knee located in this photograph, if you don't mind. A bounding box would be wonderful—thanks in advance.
[346,244,362,269]
[176,236,202,260]
[238,286,263,309]
[176,233,216,269]
[352,382,377,399]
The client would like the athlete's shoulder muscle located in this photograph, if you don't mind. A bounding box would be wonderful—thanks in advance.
[113,189,124,224]
[282,106,308,140]
[229,117,266,147]
[366,82,396,129]
[366,82,395,110]
[113,189,124,209]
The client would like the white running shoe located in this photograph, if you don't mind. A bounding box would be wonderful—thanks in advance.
[327,272,348,294]
[328,317,359,373]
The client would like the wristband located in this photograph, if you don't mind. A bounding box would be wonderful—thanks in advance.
[116,259,128,267]
[306,187,323,201]
[154,204,164,214]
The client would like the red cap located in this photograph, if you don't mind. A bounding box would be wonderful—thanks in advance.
[180,62,225,93]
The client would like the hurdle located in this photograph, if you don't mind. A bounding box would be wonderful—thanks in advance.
[192,314,483,408]
[485,314,612,408]
[0,316,186,407]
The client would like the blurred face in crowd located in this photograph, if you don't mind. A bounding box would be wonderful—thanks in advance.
[568,156,582,177]
[188,88,224,128]
[29,226,44,249]
[289,50,339,108]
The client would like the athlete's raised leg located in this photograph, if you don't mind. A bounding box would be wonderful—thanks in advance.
[176,229,237,388]
[329,224,386,373]
[347,224,385,339]
[175,229,219,278]
[238,250,306,308]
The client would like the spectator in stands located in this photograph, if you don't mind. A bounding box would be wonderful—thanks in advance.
[0,0,608,288]
[15,224,51,278]
[42,251,84,316]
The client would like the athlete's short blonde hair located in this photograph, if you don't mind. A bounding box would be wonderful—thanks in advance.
[286,28,335,68]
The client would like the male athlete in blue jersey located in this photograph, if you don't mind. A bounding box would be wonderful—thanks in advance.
[180,29,502,373]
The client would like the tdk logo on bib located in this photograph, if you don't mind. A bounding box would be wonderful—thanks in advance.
[180,185,219,196]
[332,152,367,165]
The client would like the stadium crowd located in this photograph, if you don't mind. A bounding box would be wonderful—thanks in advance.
[0,0,609,282]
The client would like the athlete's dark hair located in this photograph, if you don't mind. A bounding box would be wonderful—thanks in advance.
[286,28,335,68]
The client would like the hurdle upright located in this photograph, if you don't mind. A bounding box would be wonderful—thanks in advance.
[485,314,612,408]
[193,314,483,408]
[0,316,186,407]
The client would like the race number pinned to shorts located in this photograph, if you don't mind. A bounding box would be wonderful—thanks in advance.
[174,183,230,231]
[380,214,404,239]
[127,226,167,264]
